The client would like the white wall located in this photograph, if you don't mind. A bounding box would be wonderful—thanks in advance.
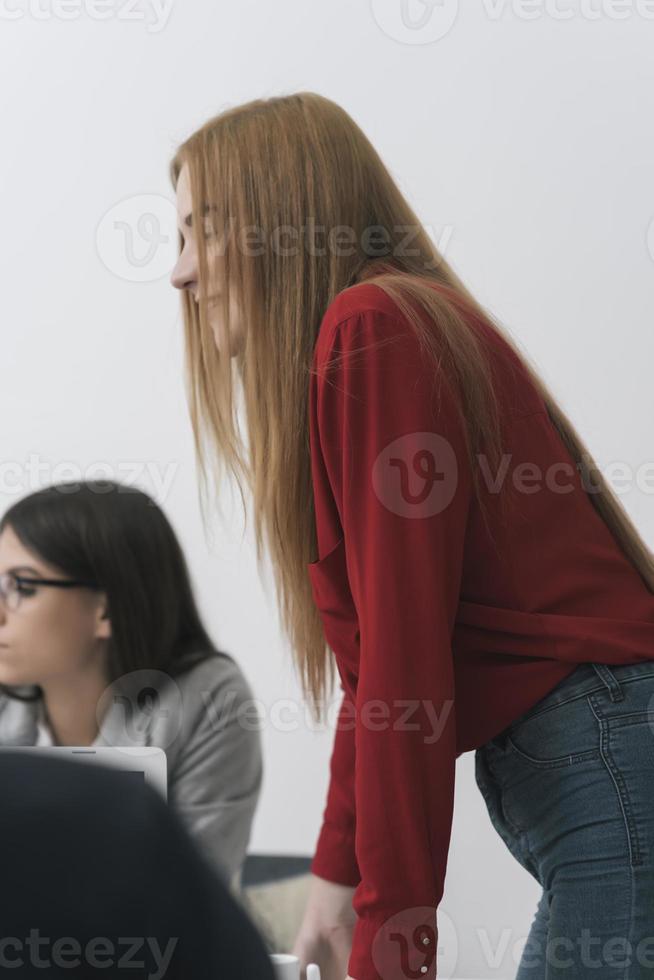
[1,2,653,976]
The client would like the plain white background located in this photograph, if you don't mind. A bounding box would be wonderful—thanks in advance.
[2,1,653,976]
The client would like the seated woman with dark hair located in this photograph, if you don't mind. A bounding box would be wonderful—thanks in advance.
[0,749,275,979]
[0,480,263,893]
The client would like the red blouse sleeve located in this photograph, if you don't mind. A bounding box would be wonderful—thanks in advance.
[310,679,361,886]
[309,305,473,980]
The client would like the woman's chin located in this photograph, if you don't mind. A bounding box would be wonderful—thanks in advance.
[210,322,243,358]
[0,658,33,688]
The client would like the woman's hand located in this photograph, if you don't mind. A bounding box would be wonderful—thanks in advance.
[291,873,356,980]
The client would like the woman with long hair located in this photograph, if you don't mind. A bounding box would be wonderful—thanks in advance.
[169,92,654,980]
[0,480,262,893]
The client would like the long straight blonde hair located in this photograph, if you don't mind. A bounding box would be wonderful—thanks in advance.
[170,92,654,722]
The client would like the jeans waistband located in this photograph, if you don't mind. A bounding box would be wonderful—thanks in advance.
[590,662,626,702]
[508,659,654,730]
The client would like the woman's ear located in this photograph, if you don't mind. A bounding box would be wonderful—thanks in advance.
[94,593,112,641]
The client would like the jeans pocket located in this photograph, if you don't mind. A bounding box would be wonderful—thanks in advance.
[505,696,601,770]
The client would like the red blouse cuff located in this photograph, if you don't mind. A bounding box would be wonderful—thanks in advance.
[348,906,438,980]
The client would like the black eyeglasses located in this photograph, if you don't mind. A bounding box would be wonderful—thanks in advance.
[0,572,100,613]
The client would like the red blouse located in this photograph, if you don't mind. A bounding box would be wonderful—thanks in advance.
[306,280,654,980]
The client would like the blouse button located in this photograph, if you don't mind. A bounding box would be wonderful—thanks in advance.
[422,937,430,945]
[420,968,428,974]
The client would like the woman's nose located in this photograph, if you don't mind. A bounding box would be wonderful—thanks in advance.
[170,267,196,294]
[170,253,197,294]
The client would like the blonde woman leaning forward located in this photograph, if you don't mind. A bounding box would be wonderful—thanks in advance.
[169,92,654,980]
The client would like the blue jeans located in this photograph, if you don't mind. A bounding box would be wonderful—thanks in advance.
[474,660,654,979]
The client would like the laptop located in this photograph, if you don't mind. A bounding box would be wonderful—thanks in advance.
[0,746,167,800]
